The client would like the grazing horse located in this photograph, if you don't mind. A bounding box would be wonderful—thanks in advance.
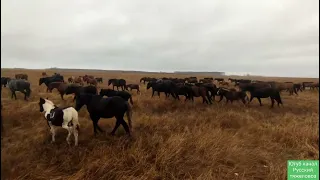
[8,79,31,101]
[47,82,69,100]
[39,76,64,92]
[216,88,248,105]
[125,84,140,94]
[83,76,97,86]
[68,77,74,83]
[15,74,28,80]
[75,94,132,136]
[65,85,97,101]
[100,89,134,105]
[42,72,47,77]
[1,77,11,87]
[140,77,156,84]
[39,97,80,146]
[72,76,84,85]
[108,79,127,91]
[95,77,103,83]
[240,84,283,108]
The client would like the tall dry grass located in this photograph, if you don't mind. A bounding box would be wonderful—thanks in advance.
[1,69,319,180]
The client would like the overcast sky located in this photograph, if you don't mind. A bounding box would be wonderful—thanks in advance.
[1,0,319,77]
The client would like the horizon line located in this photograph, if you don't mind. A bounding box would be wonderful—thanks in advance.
[1,67,319,79]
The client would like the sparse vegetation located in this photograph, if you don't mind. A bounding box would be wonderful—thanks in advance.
[1,69,319,180]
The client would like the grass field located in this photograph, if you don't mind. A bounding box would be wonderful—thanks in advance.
[1,69,319,180]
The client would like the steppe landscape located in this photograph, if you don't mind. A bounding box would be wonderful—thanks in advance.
[1,69,319,180]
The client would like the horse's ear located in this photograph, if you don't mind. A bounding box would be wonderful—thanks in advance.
[40,97,45,103]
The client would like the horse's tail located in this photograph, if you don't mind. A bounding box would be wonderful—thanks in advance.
[71,108,80,132]
[129,96,133,105]
[125,102,133,131]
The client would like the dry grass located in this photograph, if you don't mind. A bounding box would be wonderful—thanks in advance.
[1,69,319,180]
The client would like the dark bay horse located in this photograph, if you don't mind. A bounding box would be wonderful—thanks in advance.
[1,77,11,87]
[108,79,127,91]
[75,94,132,136]
[39,76,64,92]
[125,84,140,94]
[65,85,97,101]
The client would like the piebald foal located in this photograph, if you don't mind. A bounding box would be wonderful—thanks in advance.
[39,97,80,146]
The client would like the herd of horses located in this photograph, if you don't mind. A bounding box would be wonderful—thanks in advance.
[1,72,319,146]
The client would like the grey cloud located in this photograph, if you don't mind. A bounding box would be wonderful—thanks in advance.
[1,0,319,77]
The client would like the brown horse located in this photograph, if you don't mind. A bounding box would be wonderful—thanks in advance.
[83,76,97,86]
[42,72,47,77]
[15,74,28,80]
[48,82,69,100]
[271,82,297,95]
[199,79,213,83]
[68,77,74,83]
[125,84,140,94]
[216,87,248,105]
[73,76,84,85]
[187,85,212,104]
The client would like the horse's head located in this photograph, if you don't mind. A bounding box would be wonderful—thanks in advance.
[39,77,46,85]
[146,82,153,90]
[39,97,54,112]
[108,79,115,86]
[75,93,92,111]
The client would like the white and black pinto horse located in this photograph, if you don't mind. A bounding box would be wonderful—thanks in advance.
[39,97,80,146]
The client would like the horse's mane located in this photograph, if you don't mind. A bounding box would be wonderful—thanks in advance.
[45,99,55,106]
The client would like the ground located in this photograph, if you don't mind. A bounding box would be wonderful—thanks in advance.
[1,69,319,180]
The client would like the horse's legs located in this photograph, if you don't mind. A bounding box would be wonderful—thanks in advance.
[50,126,56,143]
[270,98,275,108]
[151,90,155,97]
[257,98,262,106]
[66,127,72,145]
[110,119,121,135]
[11,90,14,99]
[13,91,17,100]
[118,118,131,136]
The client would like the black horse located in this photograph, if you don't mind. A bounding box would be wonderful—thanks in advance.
[146,80,177,99]
[65,85,97,101]
[108,79,127,91]
[172,83,193,101]
[100,89,134,105]
[75,94,132,136]
[39,75,64,92]
[1,77,11,87]
[240,84,283,108]
[8,79,31,100]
